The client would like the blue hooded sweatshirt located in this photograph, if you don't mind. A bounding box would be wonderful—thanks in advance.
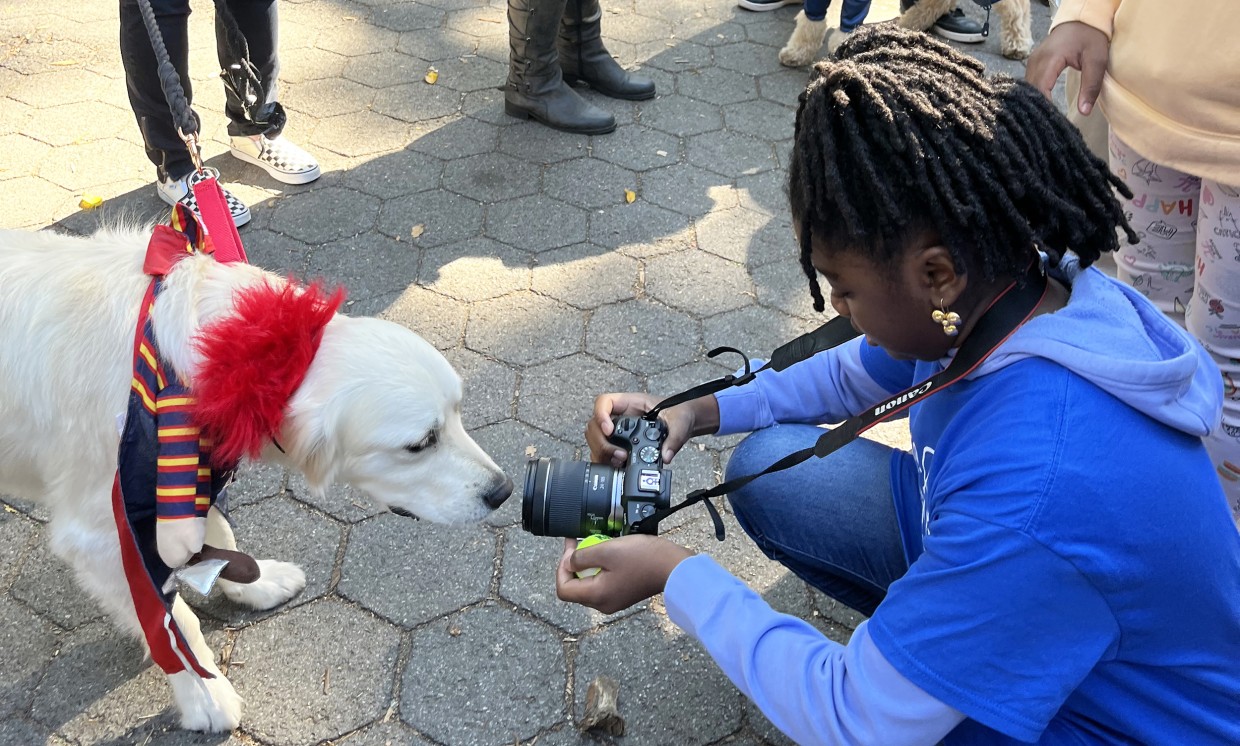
[664,260,1240,744]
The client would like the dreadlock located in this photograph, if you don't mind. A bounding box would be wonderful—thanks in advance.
[788,25,1137,312]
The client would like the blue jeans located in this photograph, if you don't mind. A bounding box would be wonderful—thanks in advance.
[725,424,908,617]
[803,0,872,32]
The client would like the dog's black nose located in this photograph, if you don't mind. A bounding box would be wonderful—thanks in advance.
[484,476,513,510]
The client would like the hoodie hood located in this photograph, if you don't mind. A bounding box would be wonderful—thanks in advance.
[974,255,1222,437]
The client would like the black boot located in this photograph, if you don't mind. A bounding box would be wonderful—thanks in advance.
[557,0,655,101]
[506,0,616,134]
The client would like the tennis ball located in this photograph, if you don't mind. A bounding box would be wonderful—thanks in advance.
[574,534,610,578]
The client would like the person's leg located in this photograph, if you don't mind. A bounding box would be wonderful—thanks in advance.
[220,0,320,185]
[1108,131,1198,322]
[217,0,281,138]
[557,0,655,100]
[724,425,908,617]
[1185,178,1240,525]
[119,0,197,183]
[838,0,871,32]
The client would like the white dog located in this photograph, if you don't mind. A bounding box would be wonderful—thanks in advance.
[0,224,513,732]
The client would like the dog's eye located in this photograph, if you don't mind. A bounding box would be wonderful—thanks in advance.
[404,430,438,454]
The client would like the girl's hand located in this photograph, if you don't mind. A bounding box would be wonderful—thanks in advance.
[555,535,694,615]
[587,392,719,467]
[1026,21,1111,116]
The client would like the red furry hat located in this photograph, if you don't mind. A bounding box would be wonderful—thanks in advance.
[191,280,345,465]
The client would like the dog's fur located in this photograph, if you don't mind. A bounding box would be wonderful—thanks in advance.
[0,226,512,731]
[900,0,1033,60]
[779,0,1032,67]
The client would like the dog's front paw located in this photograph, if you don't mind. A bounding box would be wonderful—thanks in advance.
[1001,43,1031,60]
[219,559,306,610]
[169,670,243,733]
[779,42,818,68]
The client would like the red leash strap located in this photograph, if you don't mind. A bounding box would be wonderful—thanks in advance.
[191,172,248,264]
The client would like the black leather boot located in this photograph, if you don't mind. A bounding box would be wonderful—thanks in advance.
[558,0,655,101]
[506,0,616,134]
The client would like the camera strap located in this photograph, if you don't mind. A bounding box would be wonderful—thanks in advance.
[632,260,1048,539]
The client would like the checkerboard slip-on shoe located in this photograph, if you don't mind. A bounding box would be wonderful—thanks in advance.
[229,134,322,185]
[738,0,801,11]
[930,8,986,43]
[157,167,252,228]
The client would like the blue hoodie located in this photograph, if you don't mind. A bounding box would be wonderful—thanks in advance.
[664,260,1240,744]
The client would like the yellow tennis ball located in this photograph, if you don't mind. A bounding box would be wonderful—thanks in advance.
[574,534,610,578]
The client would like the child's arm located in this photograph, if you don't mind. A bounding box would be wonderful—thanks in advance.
[666,555,965,745]
[715,336,915,435]
[1028,0,1120,115]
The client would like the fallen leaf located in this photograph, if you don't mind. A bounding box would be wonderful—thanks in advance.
[51,59,79,66]
[79,194,103,209]
[410,223,425,238]
[448,625,462,637]
[656,149,668,157]
[525,445,537,458]
[424,67,439,85]
[624,189,636,204]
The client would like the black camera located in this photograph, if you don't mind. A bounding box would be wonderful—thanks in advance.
[522,416,672,538]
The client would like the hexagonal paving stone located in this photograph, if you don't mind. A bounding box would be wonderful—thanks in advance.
[11,540,102,630]
[461,87,515,127]
[269,186,380,243]
[574,613,742,745]
[283,77,377,119]
[673,15,747,45]
[372,82,463,124]
[418,237,531,302]
[0,719,57,746]
[497,123,590,166]
[0,596,61,718]
[486,194,589,252]
[586,299,701,375]
[443,347,518,429]
[225,460,286,508]
[330,721,435,745]
[307,231,422,297]
[686,129,779,178]
[0,175,78,228]
[646,161,742,218]
[751,255,823,321]
[736,168,790,218]
[278,47,348,85]
[466,291,584,365]
[532,243,639,309]
[315,21,400,56]
[514,353,640,442]
[344,50,431,90]
[9,68,115,108]
[32,137,147,192]
[744,14,800,49]
[0,132,49,180]
[379,283,471,350]
[411,115,502,159]
[723,98,797,142]
[678,65,758,107]
[589,200,693,252]
[543,158,638,211]
[712,41,788,76]
[500,528,643,634]
[378,189,483,248]
[472,419,578,529]
[0,506,37,589]
[396,27,480,62]
[695,206,792,266]
[638,94,724,138]
[231,600,401,746]
[188,495,343,622]
[641,38,713,75]
[370,3,448,33]
[31,621,209,743]
[443,152,541,203]
[422,55,507,94]
[339,514,495,626]
[702,305,818,365]
[310,110,412,158]
[758,68,810,108]
[343,148,443,199]
[590,124,679,172]
[401,604,565,744]
[646,249,754,316]
[445,5,507,37]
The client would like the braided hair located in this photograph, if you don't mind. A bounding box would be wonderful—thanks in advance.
[788,25,1137,312]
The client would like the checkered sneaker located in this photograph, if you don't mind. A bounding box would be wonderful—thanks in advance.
[229,135,321,185]
[157,167,252,228]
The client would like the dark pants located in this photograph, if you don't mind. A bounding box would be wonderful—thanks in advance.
[119,0,283,181]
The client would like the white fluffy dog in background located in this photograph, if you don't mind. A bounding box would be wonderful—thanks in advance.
[0,225,513,732]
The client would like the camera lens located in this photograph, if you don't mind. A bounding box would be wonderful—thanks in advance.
[522,457,623,538]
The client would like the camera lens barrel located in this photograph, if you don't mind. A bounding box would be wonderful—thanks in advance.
[521,457,622,538]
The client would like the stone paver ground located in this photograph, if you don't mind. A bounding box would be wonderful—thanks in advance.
[0,1,1057,744]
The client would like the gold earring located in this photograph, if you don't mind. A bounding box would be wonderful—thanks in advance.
[931,300,961,337]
